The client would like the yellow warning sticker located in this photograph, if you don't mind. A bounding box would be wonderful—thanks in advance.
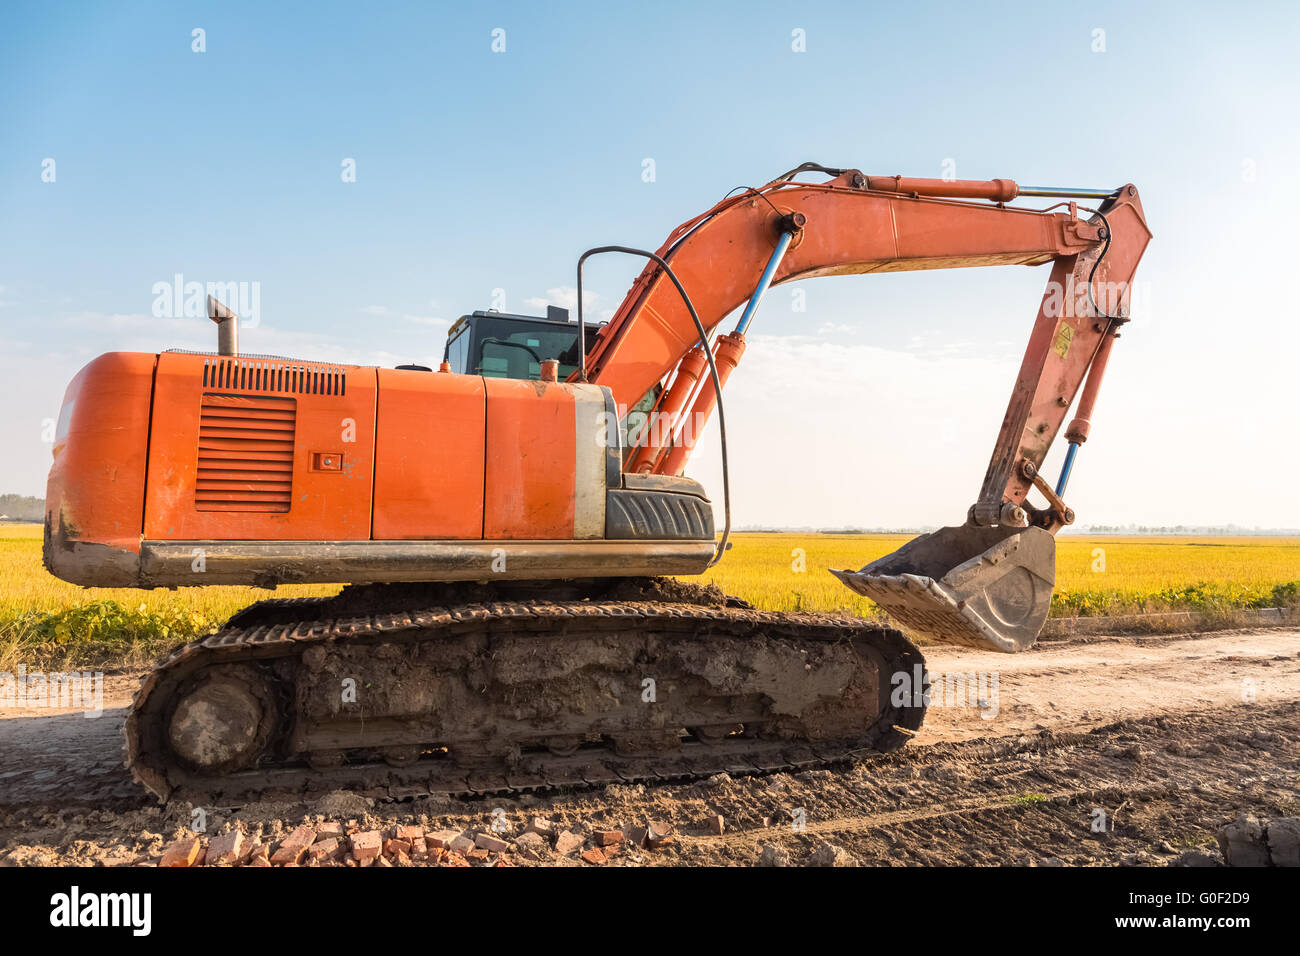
[1053,322,1074,359]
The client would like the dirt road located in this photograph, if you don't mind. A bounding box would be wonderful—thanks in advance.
[1,626,1296,866]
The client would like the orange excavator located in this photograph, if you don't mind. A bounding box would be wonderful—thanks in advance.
[44,164,1150,800]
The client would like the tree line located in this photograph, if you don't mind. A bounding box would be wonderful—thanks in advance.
[0,495,44,521]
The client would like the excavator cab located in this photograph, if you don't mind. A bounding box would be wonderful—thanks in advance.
[442,307,603,381]
[832,523,1056,653]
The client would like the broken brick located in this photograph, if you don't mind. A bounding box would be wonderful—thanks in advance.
[475,833,510,853]
[515,832,547,860]
[208,830,245,866]
[383,838,412,858]
[271,825,317,865]
[394,824,424,844]
[524,816,555,836]
[624,824,648,848]
[580,848,607,865]
[316,822,344,838]
[449,834,475,855]
[554,830,584,855]
[159,838,201,868]
[307,838,340,862]
[426,829,460,850]
[704,814,725,836]
[350,830,382,861]
[593,830,623,847]
[466,848,490,863]
[647,821,675,850]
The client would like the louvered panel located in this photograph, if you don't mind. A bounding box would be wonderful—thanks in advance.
[201,357,347,396]
[195,393,296,513]
[198,429,295,444]
[197,438,295,453]
[200,411,295,426]
[194,467,292,482]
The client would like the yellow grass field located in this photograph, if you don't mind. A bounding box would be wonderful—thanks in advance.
[2,523,1297,667]
[696,532,1300,617]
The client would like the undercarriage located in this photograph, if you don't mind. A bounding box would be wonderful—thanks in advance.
[125,579,926,802]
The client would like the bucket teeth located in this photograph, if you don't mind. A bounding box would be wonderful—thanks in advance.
[832,568,1015,651]
[831,524,1056,653]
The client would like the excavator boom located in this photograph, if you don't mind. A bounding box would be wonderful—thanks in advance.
[583,167,1150,651]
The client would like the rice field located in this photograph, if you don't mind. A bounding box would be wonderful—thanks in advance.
[697,532,1300,618]
[1,523,1297,668]
[0,524,336,668]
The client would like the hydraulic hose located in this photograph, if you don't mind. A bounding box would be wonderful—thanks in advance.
[575,246,731,568]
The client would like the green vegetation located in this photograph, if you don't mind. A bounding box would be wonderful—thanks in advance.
[1,524,1297,669]
[1011,793,1049,806]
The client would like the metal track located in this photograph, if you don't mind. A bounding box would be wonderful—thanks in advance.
[126,589,926,804]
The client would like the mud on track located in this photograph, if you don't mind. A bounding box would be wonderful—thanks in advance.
[1,627,1297,866]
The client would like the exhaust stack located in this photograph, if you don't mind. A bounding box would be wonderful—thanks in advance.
[207,295,239,356]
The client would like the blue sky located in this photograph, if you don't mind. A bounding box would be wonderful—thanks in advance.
[2,1,1298,527]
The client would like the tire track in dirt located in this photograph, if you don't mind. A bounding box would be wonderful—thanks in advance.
[914,626,1300,744]
[678,730,1299,861]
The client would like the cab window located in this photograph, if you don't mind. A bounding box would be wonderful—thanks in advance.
[444,325,470,373]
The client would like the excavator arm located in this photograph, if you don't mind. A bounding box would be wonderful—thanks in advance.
[585,166,1152,651]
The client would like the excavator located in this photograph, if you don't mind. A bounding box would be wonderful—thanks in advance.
[43,164,1150,801]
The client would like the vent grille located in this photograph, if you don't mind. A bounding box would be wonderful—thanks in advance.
[196,393,296,513]
[201,358,346,395]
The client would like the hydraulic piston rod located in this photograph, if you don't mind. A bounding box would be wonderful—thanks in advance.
[1017,185,1119,200]
[1057,320,1121,495]
[1055,442,1080,497]
[656,225,797,475]
[861,176,1117,203]
[735,228,795,334]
